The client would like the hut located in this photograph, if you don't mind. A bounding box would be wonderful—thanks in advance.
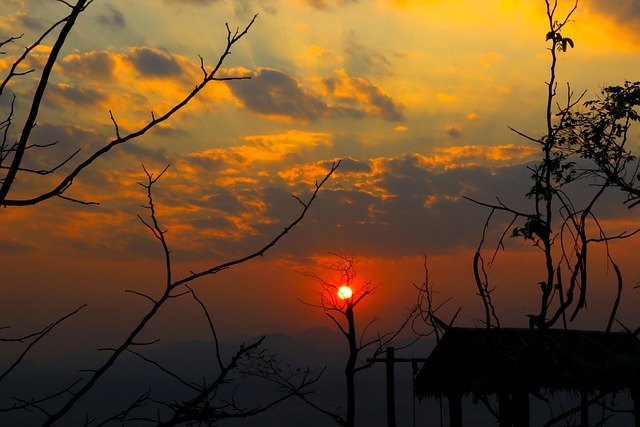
[415,327,640,427]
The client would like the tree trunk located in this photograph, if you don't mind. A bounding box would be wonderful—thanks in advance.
[498,391,512,427]
[345,304,357,427]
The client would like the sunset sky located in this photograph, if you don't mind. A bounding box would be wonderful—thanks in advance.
[1,0,640,357]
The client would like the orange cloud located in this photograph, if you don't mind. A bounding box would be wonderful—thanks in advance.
[321,69,405,121]
[432,144,539,163]
[42,48,233,130]
[186,130,333,172]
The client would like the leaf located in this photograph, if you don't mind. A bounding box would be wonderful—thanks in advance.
[546,31,554,41]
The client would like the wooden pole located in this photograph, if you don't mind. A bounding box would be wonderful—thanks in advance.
[365,352,427,427]
[512,390,529,427]
[580,389,588,427]
[386,346,397,427]
[498,391,511,427]
[632,387,640,427]
[448,392,463,427]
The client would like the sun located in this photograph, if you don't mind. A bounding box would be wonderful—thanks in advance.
[337,286,353,300]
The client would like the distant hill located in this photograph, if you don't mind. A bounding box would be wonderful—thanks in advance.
[0,327,435,426]
[7,328,630,426]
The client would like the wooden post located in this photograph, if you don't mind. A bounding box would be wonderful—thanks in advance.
[448,392,462,427]
[498,391,512,427]
[365,353,426,427]
[512,390,529,427]
[386,346,396,427]
[580,389,588,427]
[632,387,640,427]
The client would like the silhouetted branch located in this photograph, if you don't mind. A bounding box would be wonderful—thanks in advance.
[173,160,340,286]
[0,305,86,384]
[0,11,257,206]
[0,0,89,205]
[39,160,336,425]
[413,256,453,341]
[464,0,636,331]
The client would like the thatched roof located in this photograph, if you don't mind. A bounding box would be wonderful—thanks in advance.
[415,328,640,398]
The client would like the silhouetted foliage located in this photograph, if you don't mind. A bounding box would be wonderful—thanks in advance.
[467,0,639,332]
[459,1,640,424]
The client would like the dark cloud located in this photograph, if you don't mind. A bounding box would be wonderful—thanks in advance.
[201,191,247,213]
[0,240,34,254]
[127,48,183,78]
[587,0,640,23]
[302,0,359,10]
[61,51,117,81]
[227,68,403,123]
[163,0,221,4]
[16,13,45,32]
[119,142,172,166]
[445,125,462,137]
[88,145,637,265]
[23,123,100,174]
[182,151,228,172]
[227,156,507,260]
[334,157,372,174]
[96,4,126,30]
[48,84,106,106]
[228,68,331,122]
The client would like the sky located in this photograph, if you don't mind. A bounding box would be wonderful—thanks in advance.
[1,0,640,357]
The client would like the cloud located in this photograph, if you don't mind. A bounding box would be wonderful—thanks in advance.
[293,0,359,10]
[444,125,462,137]
[226,68,331,123]
[426,145,539,167]
[126,47,183,78]
[16,122,101,187]
[51,47,221,129]
[162,0,221,5]
[582,0,640,46]
[61,51,118,81]
[320,69,405,121]
[183,130,332,172]
[586,0,640,23]
[226,68,403,123]
[96,4,126,30]
[0,11,45,32]
[254,155,517,259]
[47,83,107,107]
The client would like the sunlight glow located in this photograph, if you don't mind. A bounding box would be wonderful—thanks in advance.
[337,286,353,300]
